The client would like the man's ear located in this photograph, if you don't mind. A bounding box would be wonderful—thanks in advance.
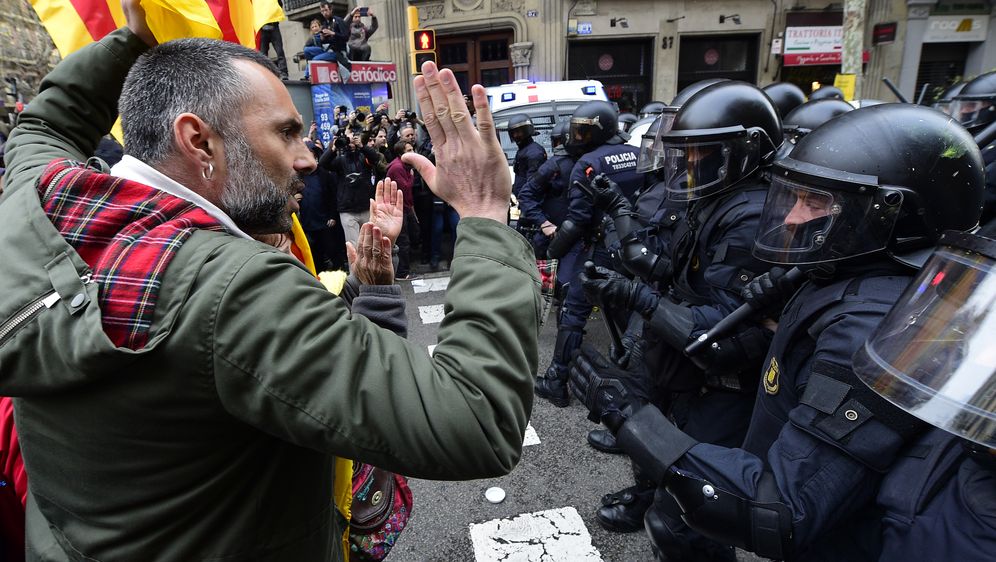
[173,113,221,171]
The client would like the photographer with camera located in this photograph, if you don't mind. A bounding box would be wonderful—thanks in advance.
[320,127,386,246]
[347,6,378,62]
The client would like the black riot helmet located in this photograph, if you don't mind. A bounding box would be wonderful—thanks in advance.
[782,99,854,146]
[932,82,966,115]
[809,85,845,101]
[636,114,667,173]
[660,81,783,201]
[507,114,537,146]
[639,101,667,119]
[550,120,569,149]
[641,80,730,175]
[753,104,985,269]
[617,112,639,132]
[566,100,625,157]
[853,229,996,449]
[763,82,807,119]
[950,71,996,135]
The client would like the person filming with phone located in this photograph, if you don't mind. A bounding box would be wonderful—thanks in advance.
[347,6,378,62]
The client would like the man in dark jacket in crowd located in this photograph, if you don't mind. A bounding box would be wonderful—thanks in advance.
[300,140,345,271]
[320,130,384,245]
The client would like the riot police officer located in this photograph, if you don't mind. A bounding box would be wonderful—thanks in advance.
[852,225,996,561]
[639,101,667,119]
[618,112,639,133]
[809,85,845,101]
[950,70,996,225]
[534,101,643,407]
[762,82,807,119]
[569,103,985,560]
[931,81,965,115]
[517,120,576,261]
[778,98,853,157]
[508,114,547,197]
[583,79,732,455]
[578,82,783,535]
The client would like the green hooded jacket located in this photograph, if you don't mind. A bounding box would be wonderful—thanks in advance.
[0,28,540,561]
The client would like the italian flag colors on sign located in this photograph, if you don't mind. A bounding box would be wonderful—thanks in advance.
[30,0,284,56]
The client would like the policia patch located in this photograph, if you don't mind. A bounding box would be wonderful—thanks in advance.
[764,357,780,395]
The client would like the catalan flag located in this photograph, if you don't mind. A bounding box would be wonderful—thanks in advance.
[30,0,285,57]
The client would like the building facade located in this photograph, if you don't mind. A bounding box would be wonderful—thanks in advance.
[284,0,924,110]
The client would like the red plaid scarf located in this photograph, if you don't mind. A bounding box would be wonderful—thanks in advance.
[37,160,226,349]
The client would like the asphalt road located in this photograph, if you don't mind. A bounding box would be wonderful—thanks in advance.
[387,270,763,562]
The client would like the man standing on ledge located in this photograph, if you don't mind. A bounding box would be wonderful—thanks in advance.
[0,1,541,559]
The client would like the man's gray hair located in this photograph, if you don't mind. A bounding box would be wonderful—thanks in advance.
[119,38,279,165]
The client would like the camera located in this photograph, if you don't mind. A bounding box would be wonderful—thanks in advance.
[404,110,417,120]
[354,110,366,122]
[334,134,348,150]
[358,7,369,16]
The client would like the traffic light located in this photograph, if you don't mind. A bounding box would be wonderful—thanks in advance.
[414,29,435,51]
[410,29,437,75]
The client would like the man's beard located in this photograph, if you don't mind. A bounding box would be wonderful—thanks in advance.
[219,129,302,235]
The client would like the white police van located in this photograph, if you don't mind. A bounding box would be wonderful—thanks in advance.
[487,79,608,113]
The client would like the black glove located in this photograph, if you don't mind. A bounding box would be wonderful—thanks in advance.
[576,174,632,216]
[568,344,648,432]
[609,330,647,371]
[741,267,801,313]
[580,262,659,317]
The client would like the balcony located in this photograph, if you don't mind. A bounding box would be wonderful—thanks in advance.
[283,0,347,19]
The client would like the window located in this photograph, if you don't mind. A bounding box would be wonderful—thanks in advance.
[437,32,513,89]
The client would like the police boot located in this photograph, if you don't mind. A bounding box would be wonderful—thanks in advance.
[597,484,655,533]
[587,429,625,454]
[534,328,583,407]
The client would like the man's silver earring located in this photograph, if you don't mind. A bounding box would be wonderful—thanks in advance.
[202,162,214,180]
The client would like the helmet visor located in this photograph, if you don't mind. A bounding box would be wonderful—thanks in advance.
[853,233,996,447]
[567,116,606,153]
[949,98,995,130]
[663,137,755,201]
[636,133,664,173]
[752,174,900,264]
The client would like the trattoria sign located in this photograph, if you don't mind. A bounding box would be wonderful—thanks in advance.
[783,25,869,66]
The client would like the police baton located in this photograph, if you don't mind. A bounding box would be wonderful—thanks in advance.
[684,267,805,357]
[881,77,909,104]
[584,261,624,351]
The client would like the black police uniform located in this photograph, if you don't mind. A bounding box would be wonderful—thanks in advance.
[511,138,546,197]
[517,146,576,257]
[620,270,923,561]
[876,428,996,561]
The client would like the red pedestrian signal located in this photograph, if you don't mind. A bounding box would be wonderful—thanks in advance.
[414,29,436,51]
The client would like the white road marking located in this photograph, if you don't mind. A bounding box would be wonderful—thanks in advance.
[427,344,437,356]
[470,506,602,562]
[412,277,450,294]
[418,304,446,324]
[523,423,540,447]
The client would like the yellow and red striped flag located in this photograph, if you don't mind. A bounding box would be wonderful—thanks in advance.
[31,0,285,57]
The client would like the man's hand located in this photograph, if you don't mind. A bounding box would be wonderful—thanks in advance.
[121,0,157,47]
[741,267,802,313]
[321,28,335,38]
[369,178,403,245]
[580,174,631,215]
[609,331,646,370]
[580,262,659,317]
[401,61,510,223]
[569,344,648,432]
[541,221,557,237]
[346,223,394,285]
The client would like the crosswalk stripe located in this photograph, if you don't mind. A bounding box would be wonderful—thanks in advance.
[523,423,540,446]
[418,304,446,324]
[412,277,450,294]
[469,506,603,562]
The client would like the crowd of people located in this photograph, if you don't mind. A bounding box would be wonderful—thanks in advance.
[295,100,461,278]
[1,0,996,559]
